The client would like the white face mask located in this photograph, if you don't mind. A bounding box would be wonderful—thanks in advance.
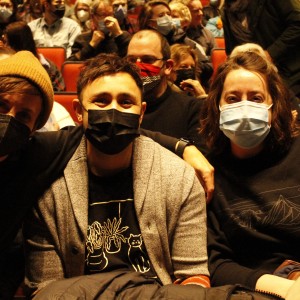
[219,100,273,149]
[0,7,12,23]
[77,9,90,22]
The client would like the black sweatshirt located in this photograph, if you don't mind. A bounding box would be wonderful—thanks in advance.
[207,136,300,288]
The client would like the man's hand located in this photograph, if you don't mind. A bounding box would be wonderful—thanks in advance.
[180,79,207,99]
[104,16,123,37]
[89,30,105,48]
[183,145,214,203]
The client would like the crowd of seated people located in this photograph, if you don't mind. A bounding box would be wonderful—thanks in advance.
[1,0,300,299]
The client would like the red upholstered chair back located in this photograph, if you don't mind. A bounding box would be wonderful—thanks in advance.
[211,48,227,79]
[37,47,66,71]
[215,37,225,49]
[61,61,85,92]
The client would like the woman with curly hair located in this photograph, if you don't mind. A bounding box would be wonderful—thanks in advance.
[201,50,300,298]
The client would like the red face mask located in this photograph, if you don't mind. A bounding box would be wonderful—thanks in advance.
[136,62,161,77]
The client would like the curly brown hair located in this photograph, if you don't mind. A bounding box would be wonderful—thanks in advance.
[200,51,299,155]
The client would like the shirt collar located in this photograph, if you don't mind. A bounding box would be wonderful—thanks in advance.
[41,17,63,28]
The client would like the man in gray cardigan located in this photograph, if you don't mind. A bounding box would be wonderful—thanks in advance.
[24,53,209,298]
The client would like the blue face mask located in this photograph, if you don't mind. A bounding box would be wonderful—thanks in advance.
[114,5,127,24]
[156,15,173,36]
[97,20,110,35]
[219,100,272,149]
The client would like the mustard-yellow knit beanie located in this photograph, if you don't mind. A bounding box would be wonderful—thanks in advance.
[0,51,54,129]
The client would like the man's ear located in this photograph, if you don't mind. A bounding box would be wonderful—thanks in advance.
[139,101,147,125]
[73,99,83,123]
[163,59,174,76]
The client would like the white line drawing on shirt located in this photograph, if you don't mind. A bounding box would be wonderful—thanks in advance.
[220,186,300,232]
[104,217,128,254]
[86,199,151,273]
[86,221,108,270]
[128,233,151,273]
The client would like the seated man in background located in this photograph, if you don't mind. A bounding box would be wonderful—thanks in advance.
[23,53,210,298]
[111,0,135,33]
[184,0,217,58]
[68,0,131,61]
[28,0,81,58]
[127,29,208,154]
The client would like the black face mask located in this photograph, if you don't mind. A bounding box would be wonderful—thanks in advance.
[84,109,140,155]
[0,114,31,157]
[51,5,65,19]
[174,68,196,88]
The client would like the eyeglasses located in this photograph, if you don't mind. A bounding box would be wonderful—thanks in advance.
[127,55,164,64]
[0,3,12,8]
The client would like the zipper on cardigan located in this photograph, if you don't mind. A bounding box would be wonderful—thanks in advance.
[251,288,284,299]
[226,284,285,300]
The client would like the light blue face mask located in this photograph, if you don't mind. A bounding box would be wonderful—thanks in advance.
[156,15,173,36]
[219,100,273,149]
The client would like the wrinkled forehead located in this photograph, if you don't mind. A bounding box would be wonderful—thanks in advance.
[111,0,127,6]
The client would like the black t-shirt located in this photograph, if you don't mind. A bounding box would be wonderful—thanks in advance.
[86,167,156,278]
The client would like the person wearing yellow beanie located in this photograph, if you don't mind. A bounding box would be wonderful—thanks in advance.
[0,50,54,129]
[0,48,77,298]
[0,50,54,161]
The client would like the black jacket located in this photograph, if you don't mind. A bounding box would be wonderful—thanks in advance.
[222,0,300,97]
[68,30,131,61]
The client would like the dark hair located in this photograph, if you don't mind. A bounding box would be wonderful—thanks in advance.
[0,46,15,57]
[138,0,170,30]
[0,76,43,128]
[6,0,19,22]
[77,53,143,102]
[200,51,299,155]
[4,21,39,58]
[223,0,252,45]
